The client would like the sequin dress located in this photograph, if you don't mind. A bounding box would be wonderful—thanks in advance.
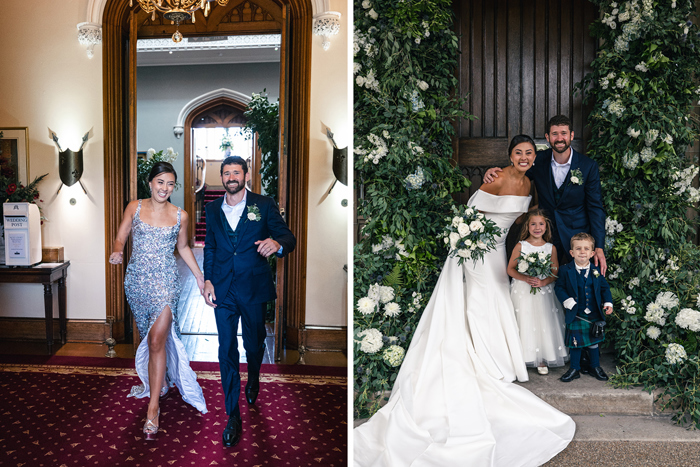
[124,200,207,413]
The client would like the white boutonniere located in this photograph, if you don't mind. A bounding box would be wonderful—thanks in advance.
[247,204,261,222]
[593,269,600,278]
[570,168,584,185]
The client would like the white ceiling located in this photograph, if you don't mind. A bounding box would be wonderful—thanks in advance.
[137,34,281,67]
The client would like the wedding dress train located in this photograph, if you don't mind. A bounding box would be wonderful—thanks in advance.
[354,191,574,466]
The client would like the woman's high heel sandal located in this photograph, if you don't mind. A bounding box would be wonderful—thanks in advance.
[143,409,160,441]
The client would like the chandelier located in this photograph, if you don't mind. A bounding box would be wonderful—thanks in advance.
[130,0,229,43]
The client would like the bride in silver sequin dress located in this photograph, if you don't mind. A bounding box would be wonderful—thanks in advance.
[109,161,207,440]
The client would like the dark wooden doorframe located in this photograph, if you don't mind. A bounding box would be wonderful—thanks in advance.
[101,0,311,352]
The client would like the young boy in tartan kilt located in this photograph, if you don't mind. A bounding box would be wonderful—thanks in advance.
[554,232,613,383]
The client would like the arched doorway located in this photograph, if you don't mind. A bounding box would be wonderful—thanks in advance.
[101,0,311,360]
[184,95,254,244]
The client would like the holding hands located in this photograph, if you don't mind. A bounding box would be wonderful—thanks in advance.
[109,252,123,265]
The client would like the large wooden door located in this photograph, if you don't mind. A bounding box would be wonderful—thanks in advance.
[454,0,598,202]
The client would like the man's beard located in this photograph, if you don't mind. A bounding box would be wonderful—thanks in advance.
[224,180,245,195]
[552,140,571,154]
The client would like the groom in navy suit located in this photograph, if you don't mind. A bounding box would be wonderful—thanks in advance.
[202,156,296,447]
[485,115,607,273]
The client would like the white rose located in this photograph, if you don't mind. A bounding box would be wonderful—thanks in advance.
[248,213,256,221]
[570,176,580,184]
[469,220,483,232]
[527,256,536,263]
[518,261,529,273]
[538,252,547,261]
[457,223,471,237]
[465,207,474,215]
[452,216,462,228]
[147,148,156,157]
[457,249,470,258]
[449,232,460,248]
[476,241,487,250]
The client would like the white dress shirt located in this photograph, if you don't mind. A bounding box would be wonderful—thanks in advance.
[221,189,247,232]
[550,151,572,189]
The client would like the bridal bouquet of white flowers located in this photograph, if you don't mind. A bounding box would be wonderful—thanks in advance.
[515,251,556,294]
[441,204,503,265]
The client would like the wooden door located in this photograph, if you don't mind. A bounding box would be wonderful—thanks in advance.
[453,0,598,203]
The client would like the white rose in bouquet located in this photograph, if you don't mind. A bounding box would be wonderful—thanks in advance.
[476,240,487,250]
[457,223,471,236]
[452,216,462,228]
[517,261,529,273]
[470,220,484,232]
[449,232,460,248]
[458,249,470,258]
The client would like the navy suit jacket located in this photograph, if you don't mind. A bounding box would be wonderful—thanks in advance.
[554,262,612,325]
[527,148,606,253]
[203,190,296,305]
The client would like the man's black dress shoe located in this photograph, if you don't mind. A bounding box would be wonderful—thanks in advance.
[560,368,580,383]
[245,382,259,405]
[222,415,242,447]
[589,366,609,381]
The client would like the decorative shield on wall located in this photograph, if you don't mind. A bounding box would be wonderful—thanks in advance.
[58,149,84,187]
[332,147,347,186]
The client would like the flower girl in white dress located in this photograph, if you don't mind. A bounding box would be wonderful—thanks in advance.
[507,210,569,375]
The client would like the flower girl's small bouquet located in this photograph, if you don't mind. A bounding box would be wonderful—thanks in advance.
[441,205,503,265]
[516,251,556,294]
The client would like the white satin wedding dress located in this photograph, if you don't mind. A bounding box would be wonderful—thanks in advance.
[354,190,575,467]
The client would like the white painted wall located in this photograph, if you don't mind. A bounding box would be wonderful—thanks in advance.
[0,0,106,319]
[305,0,350,327]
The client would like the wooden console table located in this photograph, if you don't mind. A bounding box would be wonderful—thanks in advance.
[0,261,70,354]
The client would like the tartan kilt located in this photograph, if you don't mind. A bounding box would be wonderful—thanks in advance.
[565,316,605,348]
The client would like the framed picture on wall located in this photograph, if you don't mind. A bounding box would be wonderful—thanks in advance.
[0,127,29,186]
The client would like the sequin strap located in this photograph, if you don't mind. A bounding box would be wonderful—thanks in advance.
[176,207,181,228]
[134,199,143,224]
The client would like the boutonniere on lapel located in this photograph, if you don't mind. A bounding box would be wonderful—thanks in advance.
[247,204,261,222]
[569,168,584,186]
[592,269,600,278]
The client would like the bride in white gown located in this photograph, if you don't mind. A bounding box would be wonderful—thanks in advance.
[354,135,575,467]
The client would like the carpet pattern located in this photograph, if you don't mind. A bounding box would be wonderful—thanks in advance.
[0,358,347,466]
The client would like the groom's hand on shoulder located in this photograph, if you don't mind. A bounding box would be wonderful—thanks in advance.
[483,167,502,184]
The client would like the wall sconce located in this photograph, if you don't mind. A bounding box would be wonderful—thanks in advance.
[48,128,93,195]
[325,128,347,194]
[313,12,341,51]
[77,22,102,59]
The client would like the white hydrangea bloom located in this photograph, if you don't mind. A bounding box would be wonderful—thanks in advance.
[665,343,687,365]
[628,277,640,289]
[635,62,648,72]
[675,308,700,332]
[655,291,679,310]
[623,151,640,170]
[357,328,383,354]
[378,285,395,304]
[645,129,659,146]
[382,345,405,367]
[639,147,656,163]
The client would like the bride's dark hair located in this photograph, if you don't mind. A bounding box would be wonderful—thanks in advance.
[519,209,553,243]
[508,134,536,156]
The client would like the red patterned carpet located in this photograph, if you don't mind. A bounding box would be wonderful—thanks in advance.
[0,356,347,466]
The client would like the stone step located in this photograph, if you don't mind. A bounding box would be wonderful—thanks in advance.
[515,352,656,416]
[545,414,700,466]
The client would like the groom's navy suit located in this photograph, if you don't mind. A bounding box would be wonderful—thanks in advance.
[527,148,606,262]
[203,190,295,417]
